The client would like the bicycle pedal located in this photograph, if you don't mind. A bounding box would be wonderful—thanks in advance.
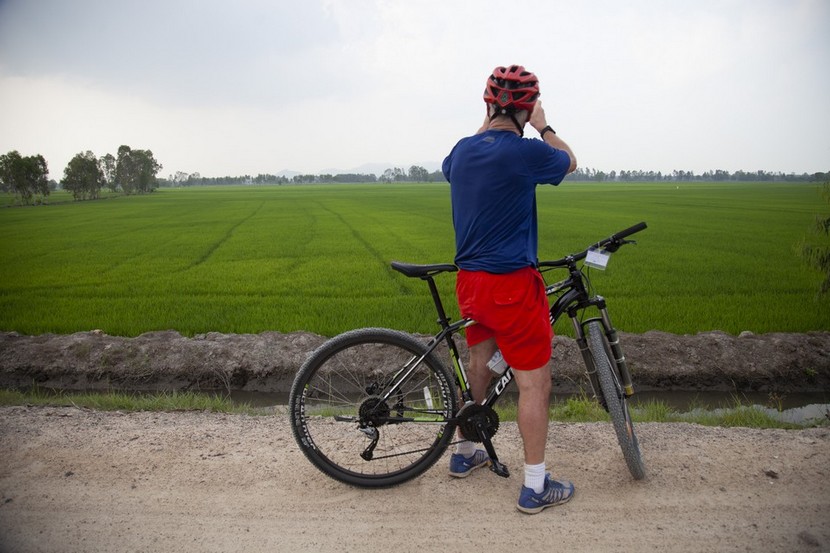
[489,460,510,478]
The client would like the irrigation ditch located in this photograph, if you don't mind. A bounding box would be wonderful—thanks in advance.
[1,329,828,421]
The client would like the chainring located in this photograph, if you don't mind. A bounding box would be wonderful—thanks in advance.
[457,404,500,442]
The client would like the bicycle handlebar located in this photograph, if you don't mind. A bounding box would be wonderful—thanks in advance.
[607,221,648,242]
[538,221,647,268]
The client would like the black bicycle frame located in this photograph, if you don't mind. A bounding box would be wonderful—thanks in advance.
[402,255,636,418]
[386,222,646,477]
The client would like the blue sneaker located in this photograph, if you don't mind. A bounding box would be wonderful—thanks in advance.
[448,449,491,478]
[517,474,575,514]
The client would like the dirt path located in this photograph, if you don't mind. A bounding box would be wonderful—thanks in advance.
[0,406,828,553]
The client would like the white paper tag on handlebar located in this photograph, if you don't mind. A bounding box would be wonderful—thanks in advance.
[585,247,610,270]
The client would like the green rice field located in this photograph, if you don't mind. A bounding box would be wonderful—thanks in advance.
[1,182,827,337]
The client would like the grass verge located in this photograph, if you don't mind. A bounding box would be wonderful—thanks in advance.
[548,395,823,429]
[1,388,826,429]
[0,388,259,415]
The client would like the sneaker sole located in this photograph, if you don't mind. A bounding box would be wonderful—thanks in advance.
[516,489,574,514]
[448,460,491,478]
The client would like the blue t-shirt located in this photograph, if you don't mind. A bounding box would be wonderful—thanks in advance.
[443,130,571,273]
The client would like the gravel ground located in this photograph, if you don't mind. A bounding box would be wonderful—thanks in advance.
[1,406,828,553]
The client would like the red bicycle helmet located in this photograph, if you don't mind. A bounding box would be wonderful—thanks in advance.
[483,65,540,114]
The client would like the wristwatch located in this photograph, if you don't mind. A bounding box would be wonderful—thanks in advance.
[541,125,556,138]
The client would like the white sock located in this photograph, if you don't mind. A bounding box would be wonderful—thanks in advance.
[455,440,476,457]
[524,462,547,493]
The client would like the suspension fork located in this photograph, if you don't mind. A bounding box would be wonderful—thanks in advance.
[597,302,635,397]
[571,316,603,399]
[571,297,635,398]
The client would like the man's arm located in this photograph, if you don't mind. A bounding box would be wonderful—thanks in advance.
[529,101,577,174]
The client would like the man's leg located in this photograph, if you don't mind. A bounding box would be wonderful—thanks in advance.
[448,338,497,477]
[513,360,575,514]
[467,338,498,403]
[511,361,552,465]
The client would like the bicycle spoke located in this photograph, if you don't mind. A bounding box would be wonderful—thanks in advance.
[290,328,458,487]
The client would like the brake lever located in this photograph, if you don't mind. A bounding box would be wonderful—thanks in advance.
[604,240,622,253]
[605,238,637,253]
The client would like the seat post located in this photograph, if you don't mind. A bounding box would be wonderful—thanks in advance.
[424,276,452,328]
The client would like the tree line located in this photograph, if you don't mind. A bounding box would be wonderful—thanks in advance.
[0,146,162,204]
[161,166,445,187]
[3,145,827,205]
[162,166,826,187]
[564,167,826,182]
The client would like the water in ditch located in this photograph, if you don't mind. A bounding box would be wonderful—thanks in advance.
[228,389,830,425]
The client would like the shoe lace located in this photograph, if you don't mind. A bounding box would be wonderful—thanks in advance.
[538,480,570,503]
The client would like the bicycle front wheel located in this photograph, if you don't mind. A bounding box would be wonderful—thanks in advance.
[289,328,459,488]
[586,321,646,480]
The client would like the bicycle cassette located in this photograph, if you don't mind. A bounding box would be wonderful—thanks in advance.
[457,404,500,442]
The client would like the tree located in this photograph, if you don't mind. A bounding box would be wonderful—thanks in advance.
[62,151,104,200]
[799,178,830,295]
[0,150,50,204]
[408,165,429,182]
[100,153,117,192]
[115,145,135,193]
[115,145,162,194]
[381,167,406,182]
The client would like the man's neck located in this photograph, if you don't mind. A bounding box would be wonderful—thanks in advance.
[487,115,523,135]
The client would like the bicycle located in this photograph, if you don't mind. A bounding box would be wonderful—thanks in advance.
[289,222,648,487]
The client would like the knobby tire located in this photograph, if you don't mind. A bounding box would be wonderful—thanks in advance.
[288,328,459,488]
[586,321,646,480]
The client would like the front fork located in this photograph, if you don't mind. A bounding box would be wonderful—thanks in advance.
[572,298,635,398]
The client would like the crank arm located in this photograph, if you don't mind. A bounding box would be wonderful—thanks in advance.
[475,419,510,478]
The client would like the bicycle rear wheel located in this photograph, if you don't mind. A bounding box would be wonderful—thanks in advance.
[289,327,458,488]
[586,321,646,480]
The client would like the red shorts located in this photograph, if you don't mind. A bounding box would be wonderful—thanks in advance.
[456,266,553,371]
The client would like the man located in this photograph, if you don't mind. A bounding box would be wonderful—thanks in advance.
[441,65,577,514]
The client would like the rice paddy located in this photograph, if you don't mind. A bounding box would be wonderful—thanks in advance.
[1,182,827,337]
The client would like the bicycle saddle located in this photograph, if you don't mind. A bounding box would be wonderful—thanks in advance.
[390,261,458,279]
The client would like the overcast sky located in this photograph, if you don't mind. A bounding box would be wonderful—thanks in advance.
[1,0,828,179]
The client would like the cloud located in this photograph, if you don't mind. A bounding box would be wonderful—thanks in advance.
[1,0,828,177]
[0,0,345,107]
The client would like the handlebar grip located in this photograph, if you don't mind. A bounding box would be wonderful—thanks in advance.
[609,221,647,242]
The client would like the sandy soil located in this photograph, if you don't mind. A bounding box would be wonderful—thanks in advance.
[0,406,828,553]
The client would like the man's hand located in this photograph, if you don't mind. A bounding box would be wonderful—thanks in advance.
[531,100,577,174]
[529,100,548,134]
